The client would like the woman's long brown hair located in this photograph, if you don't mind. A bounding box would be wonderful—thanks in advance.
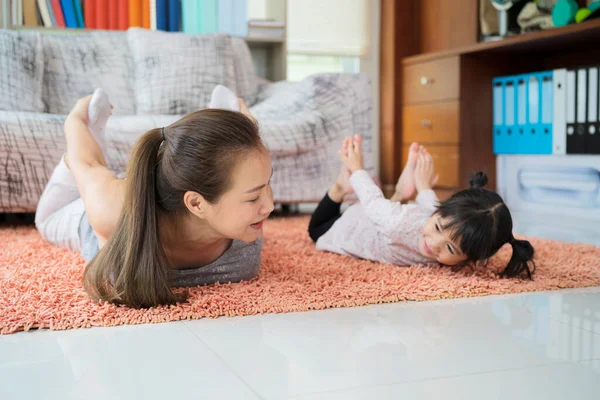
[83,109,263,308]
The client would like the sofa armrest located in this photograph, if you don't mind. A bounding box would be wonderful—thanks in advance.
[0,111,67,212]
[250,73,373,159]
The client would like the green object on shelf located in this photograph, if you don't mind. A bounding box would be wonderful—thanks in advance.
[182,1,199,33]
[589,1,600,13]
[575,7,592,23]
[552,0,579,27]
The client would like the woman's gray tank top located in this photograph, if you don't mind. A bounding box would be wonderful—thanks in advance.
[78,212,262,287]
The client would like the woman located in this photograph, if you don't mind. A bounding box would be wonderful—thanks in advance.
[35,90,274,308]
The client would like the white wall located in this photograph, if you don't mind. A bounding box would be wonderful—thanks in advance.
[248,0,285,20]
[287,0,370,56]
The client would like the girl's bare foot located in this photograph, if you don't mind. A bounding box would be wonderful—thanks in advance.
[394,142,419,201]
[419,146,439,188]
[335,164,353,195]
[334,136,355,195]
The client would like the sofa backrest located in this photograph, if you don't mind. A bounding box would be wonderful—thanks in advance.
[42,30,136,115]
[0,30,45,113]
[0,28,260,115]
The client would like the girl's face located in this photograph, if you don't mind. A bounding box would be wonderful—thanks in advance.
[419,214,469,265]
[202,148,275,243]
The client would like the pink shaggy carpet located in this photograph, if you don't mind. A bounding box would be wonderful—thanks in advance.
[1,216,600,334]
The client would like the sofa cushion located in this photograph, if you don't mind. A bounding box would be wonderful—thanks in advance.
[0,31,44,112]
[127,28,237,115]
[42,31,136,115]
[231,37,259,106]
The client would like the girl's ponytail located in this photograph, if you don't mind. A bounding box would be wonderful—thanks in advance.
[502,237,536,279]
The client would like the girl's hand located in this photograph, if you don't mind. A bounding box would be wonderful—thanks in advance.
[414,150,437,192]
[338,134,364,173]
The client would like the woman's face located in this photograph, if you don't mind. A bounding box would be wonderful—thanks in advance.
[203,148,274,243]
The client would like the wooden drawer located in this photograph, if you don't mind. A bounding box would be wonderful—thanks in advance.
[402,101,460,144]
[402,144,459,188]
[434,188,457,201]
[402,56,460,105]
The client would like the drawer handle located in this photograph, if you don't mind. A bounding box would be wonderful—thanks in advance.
[421,119,432,128]
[420,76,435,86]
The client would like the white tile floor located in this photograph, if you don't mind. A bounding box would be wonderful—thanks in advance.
[1,213,599,399]
[1,287,599,400]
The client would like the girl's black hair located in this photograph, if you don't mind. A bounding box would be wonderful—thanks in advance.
[435,171,535,279]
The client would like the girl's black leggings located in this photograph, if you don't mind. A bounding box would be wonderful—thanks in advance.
[308,192,342,242]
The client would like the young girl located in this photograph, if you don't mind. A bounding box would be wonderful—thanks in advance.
[35,89,274,308]
[309,135,535,279]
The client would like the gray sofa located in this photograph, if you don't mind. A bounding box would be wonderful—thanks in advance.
[0,28,373,212]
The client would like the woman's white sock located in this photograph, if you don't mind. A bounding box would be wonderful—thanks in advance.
[209,85,240,111]
[87,88,111,153]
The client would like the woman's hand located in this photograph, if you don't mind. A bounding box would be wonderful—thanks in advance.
[338,134,364,173]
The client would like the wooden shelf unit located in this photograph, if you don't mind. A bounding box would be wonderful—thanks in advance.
[380,0,600,199]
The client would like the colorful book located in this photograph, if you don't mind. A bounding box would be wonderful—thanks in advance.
[10,0,16,26]
[95,0,107,28]
[156,0,166,30]
[182,0,198,33]
[17,0,22,26]
[142,0,149,28]
[231,0,246,36]
[217,0,247,36]
[51,0,65,27]
[118,0,127,29]
[167,0,179,32]
[198,0,217,34]
[84,0,95,28]
[73,0,84,27]
[149,0,155,29]
[60,0,78,27]
[217,0,232,34]
[0,0,9,29]
[129,0,142,27]
[12,0,22,26]
[108,0,118,29]
[37,0,53,26]
[46,0,56,26]
[23,0,39,26]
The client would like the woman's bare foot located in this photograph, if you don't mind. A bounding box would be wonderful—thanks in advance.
[393,142,419,201]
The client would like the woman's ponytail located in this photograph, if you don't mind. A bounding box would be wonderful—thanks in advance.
[83,128,183,308]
